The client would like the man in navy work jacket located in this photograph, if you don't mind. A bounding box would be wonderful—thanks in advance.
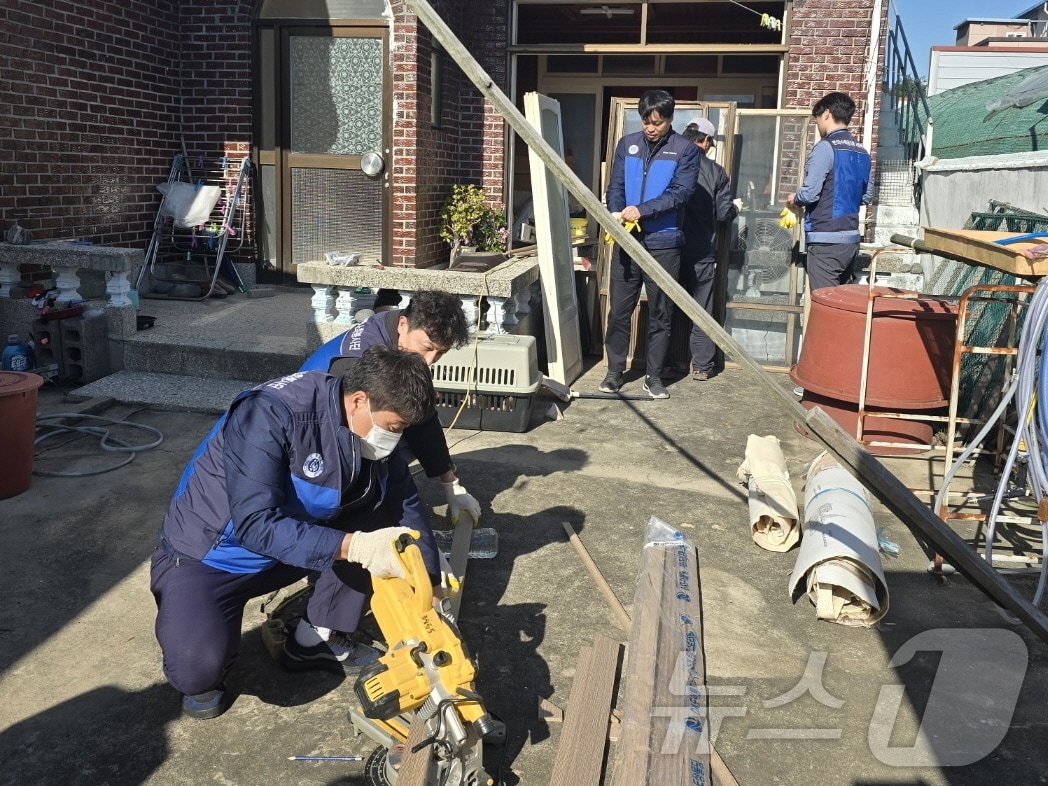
[150,346,440,719]
[680,119,741,382]
[602,89,700,400]
[300,289,479,524]
[786,91,874,294]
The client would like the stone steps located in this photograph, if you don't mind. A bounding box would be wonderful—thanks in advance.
[68,288,316,412]
[67,370,259,414]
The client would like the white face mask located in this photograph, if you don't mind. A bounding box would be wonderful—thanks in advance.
[358,399,402,461]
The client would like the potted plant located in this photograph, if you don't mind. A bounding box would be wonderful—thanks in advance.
[474,205,508,255]
[439,184,508,264]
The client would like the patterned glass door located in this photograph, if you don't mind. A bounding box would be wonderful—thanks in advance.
[272,27,389,280]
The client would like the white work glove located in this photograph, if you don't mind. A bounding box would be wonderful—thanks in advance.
[732,198,743,211]
[346,527,415,579]
[443,480,481,526]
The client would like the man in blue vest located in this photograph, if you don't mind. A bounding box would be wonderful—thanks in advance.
[150,346,440,719]
[786,92,874,294]
[602,89,700,399]
[300,290,479,524]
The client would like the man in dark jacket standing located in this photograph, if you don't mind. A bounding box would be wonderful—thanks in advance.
[150,346,439,719]
[601,89,700,400]
[680,119,741,381]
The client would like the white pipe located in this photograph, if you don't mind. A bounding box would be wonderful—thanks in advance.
[861,0,884,235]
[863,0,885,150]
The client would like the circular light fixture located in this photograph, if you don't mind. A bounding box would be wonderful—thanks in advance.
[360,152,384,177]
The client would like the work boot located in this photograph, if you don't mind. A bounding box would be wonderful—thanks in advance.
[599,371,623,393]
[181,686,229,720]
[283,628,382,676]
[690,364,711,382]
[643,376,670,399]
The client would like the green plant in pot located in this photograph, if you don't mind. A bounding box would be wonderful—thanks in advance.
[439,184,508,264]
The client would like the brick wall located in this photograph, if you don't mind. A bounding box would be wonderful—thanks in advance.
[785,0,887,153]
[0,1,254,270]
[784,0,888,238]
[175,2,255,264]
[0,0,181,246]
[390,0,509,269]
[2,0,506,276]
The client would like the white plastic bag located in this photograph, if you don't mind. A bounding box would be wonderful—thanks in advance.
[157,181,221,228]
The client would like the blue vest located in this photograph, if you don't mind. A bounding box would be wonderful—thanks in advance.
[300,311,397,373]
[804,129,871,242]
[158,371,435,575]
[611,130,694,248]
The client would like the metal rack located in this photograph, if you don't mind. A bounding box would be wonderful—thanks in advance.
[881,233,1042,578]
[852,247,1030,458]
[137,153,251,301]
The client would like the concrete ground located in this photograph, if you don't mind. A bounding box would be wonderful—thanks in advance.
[1,354,1047,786]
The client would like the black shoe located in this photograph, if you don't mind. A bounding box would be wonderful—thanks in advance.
[282,627,382,676]
[182,687,229,720]
[599,371,623,393]
[643,376,670,399]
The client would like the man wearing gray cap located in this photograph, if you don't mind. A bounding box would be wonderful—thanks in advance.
[680,118,741,381]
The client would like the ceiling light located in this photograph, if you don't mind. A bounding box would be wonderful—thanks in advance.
[579,5,636,19]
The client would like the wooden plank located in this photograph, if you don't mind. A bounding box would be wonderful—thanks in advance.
[392,713,433,786]
[919,227,1048,276]
[565,522,740,785]
[548,635,624,786]
[539,697,564,723]
[610,546,663,786]
[447,515,474,620]
[648,543,710,785]
[561,521,632,632]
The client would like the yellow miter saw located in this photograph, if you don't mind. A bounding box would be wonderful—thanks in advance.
[350,532,504,786]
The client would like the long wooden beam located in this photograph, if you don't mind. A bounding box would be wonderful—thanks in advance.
[401,0,1048,646]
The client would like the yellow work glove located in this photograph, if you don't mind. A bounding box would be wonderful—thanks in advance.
[605,212,642,243]
[779,206,799,229]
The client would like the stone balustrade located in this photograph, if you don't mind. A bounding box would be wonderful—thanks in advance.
[0,241,144,378]
[0,241,142,309]
[295,256,542,347]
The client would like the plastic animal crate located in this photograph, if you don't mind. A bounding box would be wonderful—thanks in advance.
[430,333,540,432]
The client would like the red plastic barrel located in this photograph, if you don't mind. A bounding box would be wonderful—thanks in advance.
[794,390,936,456]
[790,285,958,408]
[0,371,43,499]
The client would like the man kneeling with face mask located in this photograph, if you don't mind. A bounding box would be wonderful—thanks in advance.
[150,345,440,720]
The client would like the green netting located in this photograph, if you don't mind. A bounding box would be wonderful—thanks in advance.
[923,202,1048,432]
[926,64,1048,160]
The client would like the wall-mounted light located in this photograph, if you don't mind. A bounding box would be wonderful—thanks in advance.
[579,5,636,19]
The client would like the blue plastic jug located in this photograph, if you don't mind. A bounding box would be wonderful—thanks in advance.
[2,334,31,372]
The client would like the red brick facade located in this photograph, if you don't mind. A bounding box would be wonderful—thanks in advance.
[0,0,182,245]
[784,0,887,153]
[1,0,880,273]
[390,0,509,269]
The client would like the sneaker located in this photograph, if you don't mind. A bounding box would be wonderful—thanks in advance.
[282,628,382,676]
[182,687,228,720]
[643,376,670,399]
[691,368,710,382]
[599,371,623,393]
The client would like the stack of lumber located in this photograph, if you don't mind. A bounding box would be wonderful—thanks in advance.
[611,519,710,785]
